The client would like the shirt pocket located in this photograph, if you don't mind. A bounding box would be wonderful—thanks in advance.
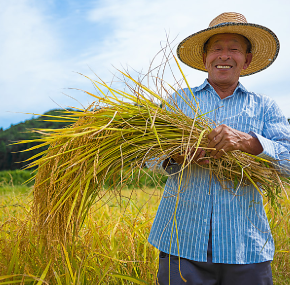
[223,114,264,135]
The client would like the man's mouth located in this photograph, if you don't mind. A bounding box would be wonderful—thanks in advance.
[216,65,232,69]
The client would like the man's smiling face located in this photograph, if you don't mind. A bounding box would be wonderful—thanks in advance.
[203,33,252,89]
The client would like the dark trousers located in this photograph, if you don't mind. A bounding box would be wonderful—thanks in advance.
[157,219,273,285]
[157,252,273,285]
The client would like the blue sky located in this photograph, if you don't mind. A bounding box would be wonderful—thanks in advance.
[1,0,290,129]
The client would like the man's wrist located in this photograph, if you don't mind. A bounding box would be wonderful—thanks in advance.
[169,157,178,165]
[243,134,263,155]
[162,157,177,169]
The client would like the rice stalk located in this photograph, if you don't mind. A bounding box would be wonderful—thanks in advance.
[18,48,289,247]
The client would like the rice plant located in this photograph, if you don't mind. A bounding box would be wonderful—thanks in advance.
[0,185,289,284]
[16,44,290,249]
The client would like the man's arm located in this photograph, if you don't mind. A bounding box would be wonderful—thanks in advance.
[173,100,290,176]
[207,124,263,159]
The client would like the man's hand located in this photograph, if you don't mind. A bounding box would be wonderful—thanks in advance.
[164,124,263,168]
[170,148,209,166]
[207,124,263,159]
[188,148,210,165]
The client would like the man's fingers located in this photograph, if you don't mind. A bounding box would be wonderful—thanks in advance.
[190,147,202,158]
[208,135,220,149]
[188,147,209,165]
[196,149,205,160]
[198,158,210,165]
[207,125,239,158]
[171,154,185,165]
[208,127,224,149]
[196,149,210,164]
[208,125,223,141]
[212,149,226,159]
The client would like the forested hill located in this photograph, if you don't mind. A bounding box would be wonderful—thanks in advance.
[1,111,290,171]
[0,109,72,171]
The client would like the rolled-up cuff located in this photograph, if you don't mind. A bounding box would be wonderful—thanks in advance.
[249,131,277,161]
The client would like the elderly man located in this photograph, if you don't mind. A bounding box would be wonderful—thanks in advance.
[148,12,290,285]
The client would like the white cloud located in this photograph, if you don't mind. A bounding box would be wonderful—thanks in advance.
[0,0,96,129]
[0,1,65,124]
[1,0,290,129]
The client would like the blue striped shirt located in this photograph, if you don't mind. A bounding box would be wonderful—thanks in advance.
[148,79,290,264]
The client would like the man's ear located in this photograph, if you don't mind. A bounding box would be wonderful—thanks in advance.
[243,53,253,70]
[203,53,207,70]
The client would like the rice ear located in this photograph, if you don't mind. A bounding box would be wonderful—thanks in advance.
[20,49,288,247]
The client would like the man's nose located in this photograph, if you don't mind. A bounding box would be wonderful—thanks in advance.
[218,49,231,60]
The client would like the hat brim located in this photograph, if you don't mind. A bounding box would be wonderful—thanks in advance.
[177,23,280,76]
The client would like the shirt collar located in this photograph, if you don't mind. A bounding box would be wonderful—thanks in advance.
[196,79,248,96]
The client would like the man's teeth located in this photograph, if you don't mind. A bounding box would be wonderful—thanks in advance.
[216,65,231,69]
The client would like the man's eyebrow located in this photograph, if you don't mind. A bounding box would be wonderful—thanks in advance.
[212,39,240,44]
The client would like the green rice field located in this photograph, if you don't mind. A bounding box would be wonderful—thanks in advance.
[0,170,289,284]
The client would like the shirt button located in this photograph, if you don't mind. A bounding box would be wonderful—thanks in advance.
[204,219,207,222]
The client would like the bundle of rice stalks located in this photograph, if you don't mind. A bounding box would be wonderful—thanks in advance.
[20,55,289,245]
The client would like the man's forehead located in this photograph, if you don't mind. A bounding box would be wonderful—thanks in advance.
[208,33,245,44]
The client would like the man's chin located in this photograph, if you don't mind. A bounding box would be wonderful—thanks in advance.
[210,76,238,86]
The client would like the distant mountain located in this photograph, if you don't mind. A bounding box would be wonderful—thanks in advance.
[1,110,290,171]
[0,109,73,171]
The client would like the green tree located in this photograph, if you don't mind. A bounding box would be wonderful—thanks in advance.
[0,109,72,170]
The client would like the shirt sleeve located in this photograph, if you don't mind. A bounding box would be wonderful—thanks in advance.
[249,100,290,176]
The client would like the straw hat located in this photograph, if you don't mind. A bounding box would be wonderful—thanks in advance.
[177,12,279,76]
